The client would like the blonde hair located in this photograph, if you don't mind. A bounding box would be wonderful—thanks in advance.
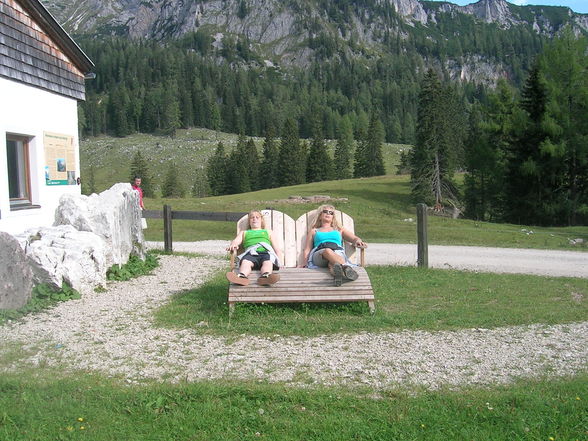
[311,205,341,230]
[248,210,266,229]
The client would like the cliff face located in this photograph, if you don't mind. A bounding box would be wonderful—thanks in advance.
[40,0,587,84]
[43,0,588,40]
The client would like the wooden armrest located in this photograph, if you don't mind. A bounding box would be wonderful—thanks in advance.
[229,249,237,270]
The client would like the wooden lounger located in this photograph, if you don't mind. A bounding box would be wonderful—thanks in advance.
[228,209,375,315]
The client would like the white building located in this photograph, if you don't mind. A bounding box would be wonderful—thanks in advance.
[0,0,94,234]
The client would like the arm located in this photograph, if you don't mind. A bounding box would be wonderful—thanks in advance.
[268,230,283,265]
[341,228,367,248]
[227,231,245,252]
[298,229,315,268]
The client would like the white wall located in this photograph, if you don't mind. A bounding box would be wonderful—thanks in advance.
[0,77,82,235]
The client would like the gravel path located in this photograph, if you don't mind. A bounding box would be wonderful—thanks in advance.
[1,253,586,389]
[147,241,588,278]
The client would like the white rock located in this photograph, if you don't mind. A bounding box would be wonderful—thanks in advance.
[54,183,145,267]
[0,232,33,309]
[16,225,107,294]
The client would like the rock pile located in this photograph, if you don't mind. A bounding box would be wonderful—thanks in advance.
[0,184,145,308]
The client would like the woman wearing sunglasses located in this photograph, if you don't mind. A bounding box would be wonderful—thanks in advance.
[299,204,367,286]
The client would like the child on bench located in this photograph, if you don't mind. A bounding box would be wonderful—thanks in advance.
[226,210,283,286]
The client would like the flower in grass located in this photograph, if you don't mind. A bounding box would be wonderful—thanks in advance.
[80,426,86,430]
[78,417,84,422]
[485,402,493,410]
[576,396,581,400]
[549,437,555,440]
[66,426,74,432]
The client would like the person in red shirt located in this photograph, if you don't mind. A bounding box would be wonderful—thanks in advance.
[131,176,145,209]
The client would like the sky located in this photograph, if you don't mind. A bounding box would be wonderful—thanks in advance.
[425,0,588,14]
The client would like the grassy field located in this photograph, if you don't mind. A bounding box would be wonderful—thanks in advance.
[154,264,588,336]
[1,372,586,441]
[2,129,584,440]
[80,128,407,194]
[141,174,588,250]
[81,130,588,250]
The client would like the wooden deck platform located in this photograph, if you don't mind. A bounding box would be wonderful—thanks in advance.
[228,267,375,315]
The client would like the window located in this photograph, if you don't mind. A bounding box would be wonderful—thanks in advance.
[6,135,32,208]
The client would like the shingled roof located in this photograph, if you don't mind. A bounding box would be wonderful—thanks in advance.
[0,0,94,100]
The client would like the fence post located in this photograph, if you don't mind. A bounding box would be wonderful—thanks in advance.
[416,203,428,268]
[163,204,173,253]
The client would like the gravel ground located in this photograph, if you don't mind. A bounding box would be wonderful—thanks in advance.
[147,241,588,278]
[1,252,586,389]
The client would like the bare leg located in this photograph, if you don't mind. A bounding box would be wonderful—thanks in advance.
[259,260,273,275]
[238,260,254,277]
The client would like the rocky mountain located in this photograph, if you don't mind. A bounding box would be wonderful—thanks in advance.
[40,0,588,87]
[43,0,588,46]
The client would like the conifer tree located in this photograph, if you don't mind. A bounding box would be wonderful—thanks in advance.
[464,81,513,221]
[162,162,185,197]
[410,69,464,209]
[306,119,332,182]
[129,150,154,197]
[226,135,251,194]
[245,138,261,191]
[278,118,306,187]
[260,126,279,189]
[206,142,228,196]
[333,116,354,179]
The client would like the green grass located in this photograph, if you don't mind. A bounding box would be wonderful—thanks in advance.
[142,174,588,251]
[0,372,586,441]
[80,128,406,194]
[154,266,588,336]
[82,130,588,250]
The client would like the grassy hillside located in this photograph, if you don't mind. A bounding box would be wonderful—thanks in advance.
[140,175,588,250]
[80,130,587,250]
[80,128,408,194]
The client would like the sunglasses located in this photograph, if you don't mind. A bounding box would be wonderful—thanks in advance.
[322,210,335,215]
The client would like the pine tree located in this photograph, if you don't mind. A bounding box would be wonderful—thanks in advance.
[333,116,354,179]
[306,118,332,182]
[260,126,279,189]
[161,162,185,198]
[539,29,588,225]
[129,150,154,197]
[410,69,464,209]
[278,118,306,187]
[245,138,261,191]
[364,113,386,176]
[464,81,513,221]
[206,142,228,196]
[504,63,549,224]
[226,134,251,194]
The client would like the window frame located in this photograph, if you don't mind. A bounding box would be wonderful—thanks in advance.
[6,134,34,210]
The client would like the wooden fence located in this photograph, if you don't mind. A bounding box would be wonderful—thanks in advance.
[142,205,247,252]
[143,204,430,267]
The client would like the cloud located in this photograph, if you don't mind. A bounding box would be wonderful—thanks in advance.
[511,0,529,5]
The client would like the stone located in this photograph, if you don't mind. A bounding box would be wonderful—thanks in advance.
[54,183,145,267]
[0,232,33,309]
[16,225,107,294]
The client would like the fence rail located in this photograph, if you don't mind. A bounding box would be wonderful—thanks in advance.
[143,204,429,266]
[142,205,247,252]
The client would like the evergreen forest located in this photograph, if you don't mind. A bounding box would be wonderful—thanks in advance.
[75,9,588,227]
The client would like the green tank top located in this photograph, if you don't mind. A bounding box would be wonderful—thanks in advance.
[243,229,270,252]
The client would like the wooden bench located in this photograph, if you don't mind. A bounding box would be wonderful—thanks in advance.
[228,209,375,315]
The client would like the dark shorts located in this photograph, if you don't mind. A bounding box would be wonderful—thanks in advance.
[241,252,271,270]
